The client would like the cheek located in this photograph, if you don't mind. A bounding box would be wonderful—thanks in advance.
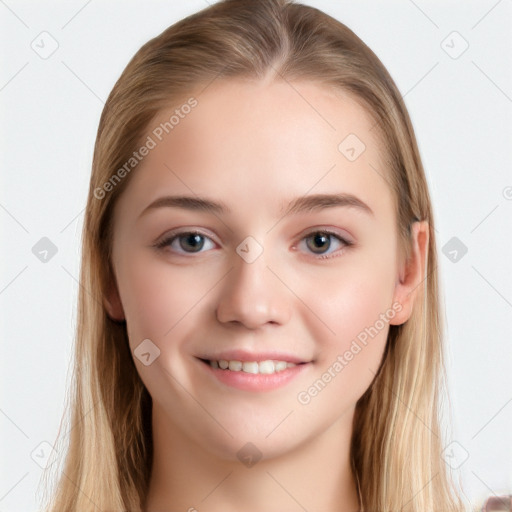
[296,247,397,341]
[116,251,221,346]
[292,249,397,400]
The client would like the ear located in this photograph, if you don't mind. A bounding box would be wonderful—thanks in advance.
[390,220,429,326]
[103,271,125,322]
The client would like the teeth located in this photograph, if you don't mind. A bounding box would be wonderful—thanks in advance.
[242,361,259,374]
[228,360,243,371]
[258,360,274,374]
[209,359,297,374]
[275,361,287,372]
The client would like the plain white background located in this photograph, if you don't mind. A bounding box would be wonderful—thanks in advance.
[1,0,511,510]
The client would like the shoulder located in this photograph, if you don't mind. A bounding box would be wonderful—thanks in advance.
[480,495,512,511]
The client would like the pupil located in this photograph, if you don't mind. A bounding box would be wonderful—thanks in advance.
[181,234,204,252]
[308,233,330,253]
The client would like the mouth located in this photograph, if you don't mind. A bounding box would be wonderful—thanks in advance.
[195,352,312,392]
[198,357,306,375]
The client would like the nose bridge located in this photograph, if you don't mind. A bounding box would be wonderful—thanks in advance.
[216,242,290,329]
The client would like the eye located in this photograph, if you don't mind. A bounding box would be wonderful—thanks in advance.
[155,230,216,254]
[298,230,353,259]
[154,228,352,258]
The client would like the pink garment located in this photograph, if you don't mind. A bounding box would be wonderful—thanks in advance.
[481,495,512,511]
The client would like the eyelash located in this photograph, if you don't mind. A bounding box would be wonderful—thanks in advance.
[154,229,353,260]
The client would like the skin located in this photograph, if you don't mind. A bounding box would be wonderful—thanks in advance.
[104,77,428,512]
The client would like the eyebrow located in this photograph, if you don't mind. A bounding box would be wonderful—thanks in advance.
[138,192,374,219]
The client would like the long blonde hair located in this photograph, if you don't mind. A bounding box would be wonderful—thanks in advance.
[41,1,465,510]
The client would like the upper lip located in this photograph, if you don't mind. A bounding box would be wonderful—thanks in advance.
[197,349,309,364]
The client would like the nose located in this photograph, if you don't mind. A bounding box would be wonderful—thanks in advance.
[216,248,291,330]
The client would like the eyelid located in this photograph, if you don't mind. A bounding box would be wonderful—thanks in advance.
[154,228,218,251]
[300,226,354,244]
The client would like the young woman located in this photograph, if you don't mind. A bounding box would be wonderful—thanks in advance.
[42,1,475,510]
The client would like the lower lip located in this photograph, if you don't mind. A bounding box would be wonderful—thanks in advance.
[198,359,310,392]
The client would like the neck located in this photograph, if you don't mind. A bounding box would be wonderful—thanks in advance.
[144,403,361,512]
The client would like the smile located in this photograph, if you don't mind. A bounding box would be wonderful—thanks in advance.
[197,357,310,392]
[207,359,297,374]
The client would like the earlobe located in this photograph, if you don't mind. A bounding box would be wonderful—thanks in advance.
[389,221,429,326]
[103,275,125,322]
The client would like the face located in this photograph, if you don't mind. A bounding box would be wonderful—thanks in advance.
[106,78,416,461]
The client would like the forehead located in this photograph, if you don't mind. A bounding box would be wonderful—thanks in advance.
[155,77,382,170]
[115,78,394,223]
